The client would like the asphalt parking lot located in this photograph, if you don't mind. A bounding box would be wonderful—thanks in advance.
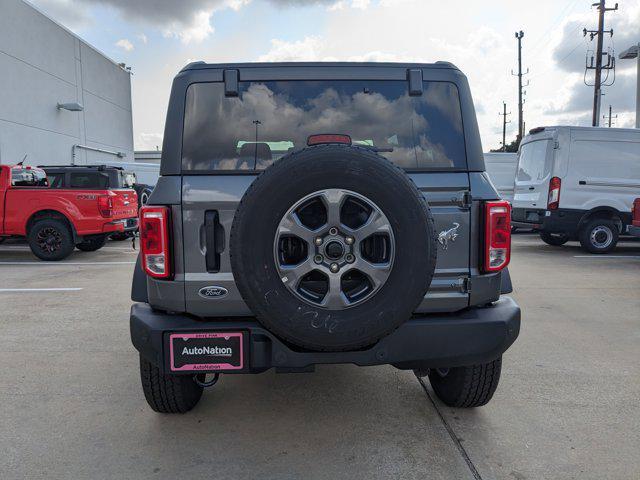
[1,234,639,480]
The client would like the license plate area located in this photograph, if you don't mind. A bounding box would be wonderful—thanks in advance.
[169,332,245,372]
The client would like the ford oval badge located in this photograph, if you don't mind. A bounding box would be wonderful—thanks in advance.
[198,286,228,299]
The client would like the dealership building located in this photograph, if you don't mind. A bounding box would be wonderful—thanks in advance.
[0,0,134,167]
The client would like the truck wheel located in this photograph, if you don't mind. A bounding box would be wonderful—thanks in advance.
[539,231,569,246]
[139,188,152,206]
[139,355,203,414]
[428,357,502,408]
[230,144,437,352]
[76,234,107,252]
[579,218,619,254]
[27,218,75,261]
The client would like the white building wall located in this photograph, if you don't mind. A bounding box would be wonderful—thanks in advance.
[0,0,134,166]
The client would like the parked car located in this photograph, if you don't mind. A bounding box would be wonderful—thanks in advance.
[130,61,521,413]
[511,126,640,253]
[629,198,640,238]
[0,164,138,260]
[41,164,152,240]
[484,152,518,203]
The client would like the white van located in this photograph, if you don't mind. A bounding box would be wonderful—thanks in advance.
[512,126,640,253]
[484,152,518,203]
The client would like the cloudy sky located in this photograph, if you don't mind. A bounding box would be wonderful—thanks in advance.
[30,0,640,151]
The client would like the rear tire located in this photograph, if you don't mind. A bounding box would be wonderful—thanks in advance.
[139,355,203,414]
[428,357,502,408]
[76,235,107,252]
[27,218,75,261]
[539,231,569,246]
[579,218,618,254]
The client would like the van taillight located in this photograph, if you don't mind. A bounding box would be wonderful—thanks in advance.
[484,201,511,272]
[97,195,114,217]
[140,206,171,279]
[547,176,561,210]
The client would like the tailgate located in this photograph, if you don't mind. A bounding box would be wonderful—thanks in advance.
[109,189,138,219]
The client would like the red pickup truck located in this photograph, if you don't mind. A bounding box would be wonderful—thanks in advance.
[630,198,640,238]
[0,164,138,260]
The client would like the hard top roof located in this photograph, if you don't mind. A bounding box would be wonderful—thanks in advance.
[180,60,460,73]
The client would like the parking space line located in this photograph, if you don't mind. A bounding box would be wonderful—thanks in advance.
[0,288,83,292]
[573,255,640,259]
[417,377,483,480]
[0,261,135,265]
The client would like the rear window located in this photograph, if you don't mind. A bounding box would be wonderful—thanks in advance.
[69,172,110,189]
[11,168,48,187]
[182,80,466,172]
[517,140,551,182]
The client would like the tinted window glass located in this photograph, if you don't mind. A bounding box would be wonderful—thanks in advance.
[182,80,466,171]
[69,172,109,188]
[517,140,550,182]
[46,173,64,188]
[11,168,48,187]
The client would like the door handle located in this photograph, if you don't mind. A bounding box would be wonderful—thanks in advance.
[528,187,535,190]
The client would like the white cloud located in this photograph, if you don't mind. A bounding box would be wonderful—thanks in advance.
[163,10,214,44]
[137,33,148,44]
[115,38,134,51]
[258,36,327,61]
[137,133,164,151]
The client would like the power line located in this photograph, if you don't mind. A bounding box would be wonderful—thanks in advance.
[583,0,618,126]
[512,31,529,142]
[603,105,617,127]
[499,102,512,151]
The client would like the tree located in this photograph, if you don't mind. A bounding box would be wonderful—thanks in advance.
[490,138,520,153]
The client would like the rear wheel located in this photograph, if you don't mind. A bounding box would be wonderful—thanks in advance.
[139,355,203,413]
[539,231,569,246]
[428,357,502,408]
[579,218,618,254]
[76,234,107,252]
[27,218,75,261]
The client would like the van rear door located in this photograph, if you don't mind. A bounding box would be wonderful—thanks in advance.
[513,135,555,210]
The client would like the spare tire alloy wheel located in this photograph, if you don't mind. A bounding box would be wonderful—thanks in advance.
[231,145,437,352]
[275,189,394,309]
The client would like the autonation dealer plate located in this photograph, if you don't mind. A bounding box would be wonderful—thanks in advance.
[169,332,244,372]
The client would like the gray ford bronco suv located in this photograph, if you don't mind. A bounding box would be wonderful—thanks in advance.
[130,62,520,413]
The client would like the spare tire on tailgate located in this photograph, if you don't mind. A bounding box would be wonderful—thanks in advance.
[230,144,437,351]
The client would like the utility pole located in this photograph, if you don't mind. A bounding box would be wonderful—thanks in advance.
[512,31,528,142]
[584,1,618,126]
[603,105,617,127]
[499,102,512,151]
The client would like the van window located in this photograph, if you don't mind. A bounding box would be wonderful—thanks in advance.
[517,140,550,182]
[182,80,467,172]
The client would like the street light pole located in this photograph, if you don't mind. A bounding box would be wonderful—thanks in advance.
[619,43,640,128]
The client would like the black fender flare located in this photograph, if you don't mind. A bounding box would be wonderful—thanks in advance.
[500,268,513,295]
[131,254,149,303]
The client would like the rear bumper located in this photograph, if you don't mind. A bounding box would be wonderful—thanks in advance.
[130,297,521,374]
[102,217,138,233]
[512,207,583,236]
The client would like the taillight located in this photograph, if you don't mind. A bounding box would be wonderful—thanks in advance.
[547,176,561,210]
[97,195,114,217]
[484,201,511,272]
[140,206,171,279]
